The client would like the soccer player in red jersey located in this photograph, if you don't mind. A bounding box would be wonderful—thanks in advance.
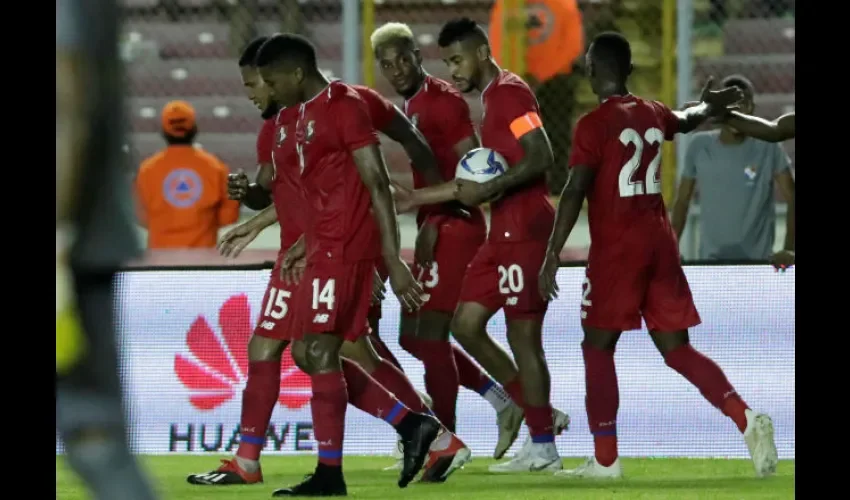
[392,18,571,472]
[538,32,779,479]
[252,33,463,496]
[187,37,467,491]
[370,21,525,461]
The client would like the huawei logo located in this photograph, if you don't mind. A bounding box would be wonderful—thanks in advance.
[173,295,311,411]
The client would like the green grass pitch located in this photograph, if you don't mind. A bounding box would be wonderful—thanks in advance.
[56,455,794,499]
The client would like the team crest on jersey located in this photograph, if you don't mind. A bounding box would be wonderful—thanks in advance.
[277,126,287,146]
[306,120,315,142]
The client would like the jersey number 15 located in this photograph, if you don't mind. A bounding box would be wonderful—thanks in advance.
[618,127,664,198]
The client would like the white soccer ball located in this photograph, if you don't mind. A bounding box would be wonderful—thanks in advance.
[455,147,508,183]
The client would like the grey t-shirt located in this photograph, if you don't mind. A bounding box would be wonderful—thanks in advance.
[57,0,140,271]
[683,130,791,260]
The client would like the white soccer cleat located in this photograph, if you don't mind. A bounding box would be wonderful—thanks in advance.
[555,457,623,479]
[488,441,562,473]
[743,409,778,477]
[508,408,571,460]
[494,403,524,459]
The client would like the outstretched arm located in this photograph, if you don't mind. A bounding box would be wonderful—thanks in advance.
[724,111,795,143]
[673,85,744,134]
[380,108,444,186]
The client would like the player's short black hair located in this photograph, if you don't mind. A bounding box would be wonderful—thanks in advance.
[589,32,632,78]
[721,74,755,95]
[437,17,489,48]
[254,33,318,71]
[238,36,269,67]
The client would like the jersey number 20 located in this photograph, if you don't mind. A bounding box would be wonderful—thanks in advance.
[618,127,663,198]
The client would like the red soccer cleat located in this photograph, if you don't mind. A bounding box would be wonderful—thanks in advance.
[420,429,472,483]
[186,458,264,485]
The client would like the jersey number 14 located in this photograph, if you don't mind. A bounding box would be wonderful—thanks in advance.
[618,127,663,198]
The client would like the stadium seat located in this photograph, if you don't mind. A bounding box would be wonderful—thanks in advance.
[723,18,795,55]
[129,96,265,134]
[693,54,795,94]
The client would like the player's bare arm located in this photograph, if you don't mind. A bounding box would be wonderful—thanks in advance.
[539,165,597,301]
[673,86,743,134]
[229,163,274,209]
[671,177,697,242]
[771,170,795,270]
[456,127,555,206]
[725,111,795,143]
[380,108,444,186]
[389,135,480,214]
[218,203,277,258]
[352,143,424,311]
[392,181,458,213]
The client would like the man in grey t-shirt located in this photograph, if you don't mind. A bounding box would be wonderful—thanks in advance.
[671,75,795,268]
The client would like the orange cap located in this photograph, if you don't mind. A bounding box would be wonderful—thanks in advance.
[161,100,196,138]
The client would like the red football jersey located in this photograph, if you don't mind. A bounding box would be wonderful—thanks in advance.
[288,81,382,263]
[480,71,555,243]
[350,84,397,131]
[269,85,402,255]
[568,94,680,247]
[404,75,484,225]
[270,108,309,250]
[256,118,275,164]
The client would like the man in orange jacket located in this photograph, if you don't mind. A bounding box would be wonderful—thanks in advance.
[135,100,240,249]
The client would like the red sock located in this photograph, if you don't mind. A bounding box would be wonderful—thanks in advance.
[400,336,459,431]
[503,377,525,407]
[451,344,492,392]
[582,342,620,467]
[342,359,410,425]
[310,371,348,467]
[236,360,281,461]
[525,404,555,443]
[663,343,750,433]
[370,335,404,372]
[369,358,428,414]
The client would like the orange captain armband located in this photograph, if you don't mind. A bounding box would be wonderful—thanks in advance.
[509,112,543,139]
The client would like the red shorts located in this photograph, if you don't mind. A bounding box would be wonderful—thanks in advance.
[369,259,388,321]
[582,237,702,332]
[459,240,549,321]
[253,265,301,341]
[294,259,375,342]
[405,220,486,316]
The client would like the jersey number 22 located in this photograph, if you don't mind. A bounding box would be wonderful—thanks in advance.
[618,127,663,198]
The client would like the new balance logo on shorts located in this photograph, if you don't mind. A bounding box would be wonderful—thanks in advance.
[505,297,518,306]
[260,321,276,331]
[313,313,330,324]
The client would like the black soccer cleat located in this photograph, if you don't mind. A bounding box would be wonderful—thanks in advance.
[397,413,441,488]
[272,465,347,497]
[186,458,263,485]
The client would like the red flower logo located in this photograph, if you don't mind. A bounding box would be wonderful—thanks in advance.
[174,294,311,411]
